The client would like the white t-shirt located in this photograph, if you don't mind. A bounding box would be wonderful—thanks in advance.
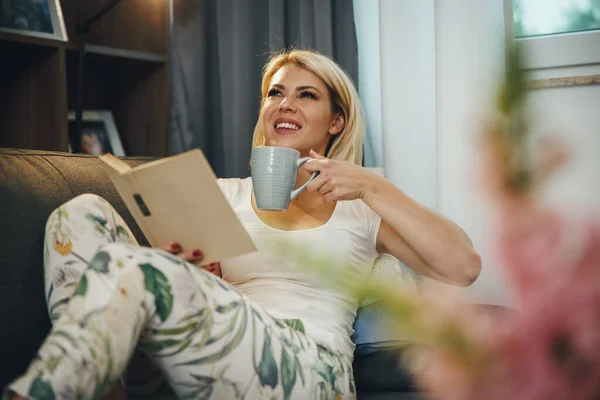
[217,177,381,359]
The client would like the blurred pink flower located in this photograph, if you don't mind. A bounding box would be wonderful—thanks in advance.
[496,209,565,305]
[415,212,600,400]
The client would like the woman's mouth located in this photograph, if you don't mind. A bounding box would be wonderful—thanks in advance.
[274,120,302,135]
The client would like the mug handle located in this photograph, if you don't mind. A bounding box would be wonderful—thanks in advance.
[290,157,319,201]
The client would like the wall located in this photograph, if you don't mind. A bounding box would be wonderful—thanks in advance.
[527,66,600,216]
[519,29,600,216]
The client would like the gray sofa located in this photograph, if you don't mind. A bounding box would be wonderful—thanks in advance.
[0,148,423,399]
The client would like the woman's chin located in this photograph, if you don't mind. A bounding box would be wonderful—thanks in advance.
[264,140,300,151]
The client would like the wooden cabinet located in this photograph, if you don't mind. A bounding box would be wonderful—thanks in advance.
[0,0,172,157]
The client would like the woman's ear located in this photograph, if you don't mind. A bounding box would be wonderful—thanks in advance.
[329,113,345,135]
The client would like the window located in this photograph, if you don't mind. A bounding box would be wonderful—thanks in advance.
[513,0,600,38]
[507,0,600,69]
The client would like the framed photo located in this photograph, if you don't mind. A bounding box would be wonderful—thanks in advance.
[0,0,68,42]
[68,111,126,156]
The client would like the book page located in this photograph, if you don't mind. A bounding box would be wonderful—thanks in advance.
[112,149,256,264]
[99,153,132,175]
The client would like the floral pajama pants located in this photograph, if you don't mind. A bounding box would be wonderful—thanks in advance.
[4,194,355,400]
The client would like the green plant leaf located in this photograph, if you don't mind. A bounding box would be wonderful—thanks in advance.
[215,301,241,314]
[175,306,246,367]
[281,347,297,400]
[317,364,338,394]
[46,355,62,373]
[74,275,88,297]
[282,318,305,334]
[85,213,107,226]
[52,330,78,348]
[206,308,240,345]
[294,354,305,386]
[48,298,69,316]
[138,338,182,354]
[157,251,184,265]
[88,251,111,273]
[115,225,131,239]
[29,377,55,400]
[46,283,54,303]
[498,43,527,115]
[258,329,278,389]
[139,263,173,322]
[152,321,199,336]
[181,375,215,399]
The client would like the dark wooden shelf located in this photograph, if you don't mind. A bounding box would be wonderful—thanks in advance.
[64,44,167,63]
[85,44,167,63]
[0,42,67,152]
[0,0,172,157]
[0,31,66,48]
[61,0,169,54]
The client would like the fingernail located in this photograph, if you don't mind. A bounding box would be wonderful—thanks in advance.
[171,242,181,250]
[193,249,202,257]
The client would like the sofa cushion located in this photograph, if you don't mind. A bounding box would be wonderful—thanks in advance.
[352,253,419,356]
[353,346,420,392]
[0,148,152,389]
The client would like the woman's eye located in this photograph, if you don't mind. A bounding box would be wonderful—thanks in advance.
[299,91,316,99]
[267,89,283,97]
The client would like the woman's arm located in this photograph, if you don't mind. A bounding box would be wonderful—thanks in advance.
[363,176,481,287]
[304,150,481,287]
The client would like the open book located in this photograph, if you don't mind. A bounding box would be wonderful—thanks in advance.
[99,149,256,265]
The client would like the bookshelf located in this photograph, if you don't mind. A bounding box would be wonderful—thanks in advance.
[0,0,172,157]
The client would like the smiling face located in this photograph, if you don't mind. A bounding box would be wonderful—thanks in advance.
[259,64,344,157]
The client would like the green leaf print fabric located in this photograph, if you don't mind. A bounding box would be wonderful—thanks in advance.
[4,194,356,400]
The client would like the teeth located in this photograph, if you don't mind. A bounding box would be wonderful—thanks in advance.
[276,122,300,130]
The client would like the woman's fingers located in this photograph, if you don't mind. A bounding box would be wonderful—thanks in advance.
[158,243,220,277]
[310,149,326,159]
[200,262,223,277]
[306,174,328,192]
[159,242,182,254]
[318,183,334,196]
[159,242,204,263]
[179,248,204,263]
[200,262,222,277]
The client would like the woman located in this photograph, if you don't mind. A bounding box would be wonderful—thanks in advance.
[5,50,480,400]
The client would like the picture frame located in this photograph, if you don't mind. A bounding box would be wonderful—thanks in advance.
[68,111,126,156]
[0,0,68,42]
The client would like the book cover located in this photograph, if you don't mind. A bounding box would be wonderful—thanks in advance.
[99,149,256,265]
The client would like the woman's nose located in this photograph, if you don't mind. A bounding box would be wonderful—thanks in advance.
[278,96,297,112]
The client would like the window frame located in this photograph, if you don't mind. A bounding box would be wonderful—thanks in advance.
[505,0,600,70]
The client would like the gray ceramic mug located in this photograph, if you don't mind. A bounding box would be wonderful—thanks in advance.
[251,146,318,211]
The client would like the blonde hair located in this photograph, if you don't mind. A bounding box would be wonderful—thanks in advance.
[252,50,364,165]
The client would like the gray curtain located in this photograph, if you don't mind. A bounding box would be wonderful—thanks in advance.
[171,0,359,178]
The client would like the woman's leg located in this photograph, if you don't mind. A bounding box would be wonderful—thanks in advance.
[136,256,357,400]
[43,194,138,323]
[18,194,171,399]
[5,194,356,399]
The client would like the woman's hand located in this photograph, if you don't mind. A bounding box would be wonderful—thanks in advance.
[159,242,222,277]
[303,150,380,202]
